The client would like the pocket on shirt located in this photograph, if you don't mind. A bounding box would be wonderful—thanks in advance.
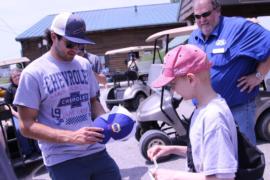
[210,47,233,67]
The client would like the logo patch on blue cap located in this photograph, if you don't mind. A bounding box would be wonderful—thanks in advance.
[112,123,121,133]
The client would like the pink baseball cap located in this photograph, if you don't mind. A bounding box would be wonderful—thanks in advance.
[152,44,211,88]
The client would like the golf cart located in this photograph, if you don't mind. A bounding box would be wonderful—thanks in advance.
[0,57,30,99]
[0,57,42,167]
[136,22,270,161]
[256,76,270,142]
[135,26,196,161]
[104,46,160,111]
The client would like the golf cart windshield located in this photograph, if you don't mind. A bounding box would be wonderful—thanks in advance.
[146,25,196,55]
[105,46,160,75]
[0,57,30,91]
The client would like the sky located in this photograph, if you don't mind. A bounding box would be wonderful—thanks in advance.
[0,0,170,60]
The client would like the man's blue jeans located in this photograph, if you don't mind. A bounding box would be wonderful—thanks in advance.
[47,149,121,180]
[231,100,257,145]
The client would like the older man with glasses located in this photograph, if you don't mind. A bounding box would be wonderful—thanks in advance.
[188,0,270,145]
[13,12,121,180]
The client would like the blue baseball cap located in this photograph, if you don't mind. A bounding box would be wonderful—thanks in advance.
[50,12,95,44]
[92,106,135,144]
[92,116,112,144]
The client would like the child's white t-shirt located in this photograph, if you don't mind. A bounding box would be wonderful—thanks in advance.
[189,95,238,178]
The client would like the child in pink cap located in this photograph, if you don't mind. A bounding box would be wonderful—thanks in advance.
[148,44,238,180]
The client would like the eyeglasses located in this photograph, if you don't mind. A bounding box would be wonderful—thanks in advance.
[194,9,214,20]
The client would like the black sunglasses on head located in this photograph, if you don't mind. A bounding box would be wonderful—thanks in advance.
[194,9,214,20]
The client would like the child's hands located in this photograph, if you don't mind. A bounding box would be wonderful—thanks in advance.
[147,145,171,161]
[150,169,178,180]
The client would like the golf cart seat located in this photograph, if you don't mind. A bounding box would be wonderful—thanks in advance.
[0,102,42,167]
[0,102,24,164]
[112,72,127,83]
[111,70,138,85]
[125,70,138,81]
[125,70,138,86]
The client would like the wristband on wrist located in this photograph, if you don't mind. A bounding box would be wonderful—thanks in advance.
[255,71,264,81]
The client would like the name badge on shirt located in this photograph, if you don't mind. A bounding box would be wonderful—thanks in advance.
[212,48,225,54]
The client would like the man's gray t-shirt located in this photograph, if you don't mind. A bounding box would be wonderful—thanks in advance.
[13,53,105,166]
[190,95,238,178]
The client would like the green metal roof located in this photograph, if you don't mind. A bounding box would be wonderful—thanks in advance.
[16,3,180,41]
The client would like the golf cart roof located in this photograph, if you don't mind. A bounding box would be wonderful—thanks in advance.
[105,46,158,55]
[0,57,30,67]
[145,25,197,43]
[145,18,259,43]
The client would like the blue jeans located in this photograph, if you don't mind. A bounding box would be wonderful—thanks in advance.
[47,150,121,180]
[13,116,35,156]
[231,100,257,145]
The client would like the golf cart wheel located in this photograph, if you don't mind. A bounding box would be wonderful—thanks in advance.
[139,130,171,161]
[131,93,146,110]
[256,111,270,141]
[135,122,160,141]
